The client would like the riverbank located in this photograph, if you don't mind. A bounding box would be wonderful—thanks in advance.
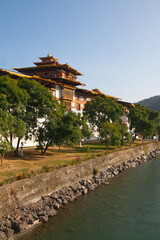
[0,142,159,239]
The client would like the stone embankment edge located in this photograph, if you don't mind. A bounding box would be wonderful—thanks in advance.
[0,141,159,239]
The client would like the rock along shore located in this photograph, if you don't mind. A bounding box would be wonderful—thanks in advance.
[0,145,159,239]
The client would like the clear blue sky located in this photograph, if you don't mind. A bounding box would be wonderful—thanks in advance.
[1,0,160,103]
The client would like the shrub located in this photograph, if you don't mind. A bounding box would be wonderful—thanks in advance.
[30,170,37,177]
[76,157,81,163]
[17,174,24,180]
[61,164,68,167]
[22,173,27,179]
[93,167,99,176]
[41,165,54,173]
[86,146,91,154]
[142,145,148,156]
[97,154,102,157]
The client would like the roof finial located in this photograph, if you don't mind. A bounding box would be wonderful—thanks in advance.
[47,53,50,57]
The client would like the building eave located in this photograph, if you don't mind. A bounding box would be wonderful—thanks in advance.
[14,64,83,76]
[76,88,121,100]
[118,100,135,108]
[0,69,59,86]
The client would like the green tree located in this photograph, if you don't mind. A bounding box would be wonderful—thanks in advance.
[100,122,120,147]
[83,96,124,135]
[17,77,58,142]
[36,108,91,154]
[120,124,132,146]
[100,122,131,148]
[0,109,26,151]
[80,115,91,140]
[83,96,126,147]
[36,101,67,154]
[0,76,59,155]
[55,111,90,147]
[0,139,11,166]
[36,112,60,154]
[0,76,29,151]
[129,104,160,139]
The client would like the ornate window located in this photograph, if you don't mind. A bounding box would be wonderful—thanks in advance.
[76,103,80,111]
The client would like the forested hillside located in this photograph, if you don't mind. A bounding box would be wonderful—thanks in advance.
[138,95,160,112]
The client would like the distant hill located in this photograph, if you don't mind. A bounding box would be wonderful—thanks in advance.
[138,95,160,112]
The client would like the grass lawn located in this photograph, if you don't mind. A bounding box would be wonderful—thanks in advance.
[0,140,147,185]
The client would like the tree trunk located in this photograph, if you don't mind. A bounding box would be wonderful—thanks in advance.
[10,134,13,149]
[14,138,21,157]
[0,154,3,167]
[42,143,49,155]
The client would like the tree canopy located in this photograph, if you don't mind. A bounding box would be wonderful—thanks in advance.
[83,96,130,147]
[0,75,59,155]
[129,103,160,139]
[83,96,124,133]
[36,106,91,154]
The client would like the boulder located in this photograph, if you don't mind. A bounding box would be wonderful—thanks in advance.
[32,212,39,220]
[47,210,57,217]
[0,220,5,231]
[28,215,34,224]
[62,199,68,205]
[102,180,109,185]
[50,194,59,200]
[56,198,63,204]
[11,222,20,234]
[82,188,88,195]
[4,219,12,229]
[39,215,48,223]
[5,228,14,238]
[37,211,46,217]
[74,191,82,199]
[65,196,73,202]
[53,202,60,210]
[0,231,7,240]
[19,222,29,232]
[87,184,95,191]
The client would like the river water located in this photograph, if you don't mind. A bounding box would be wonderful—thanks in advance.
[21,156,160,240]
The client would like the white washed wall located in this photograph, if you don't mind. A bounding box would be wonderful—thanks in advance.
[56,85,62,99]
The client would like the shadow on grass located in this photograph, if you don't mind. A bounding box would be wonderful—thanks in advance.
[5,149,54,162]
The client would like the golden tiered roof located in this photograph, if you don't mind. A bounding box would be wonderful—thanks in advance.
[0,69,58,85]
[76,88,121,100]
[14,64,83,76]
